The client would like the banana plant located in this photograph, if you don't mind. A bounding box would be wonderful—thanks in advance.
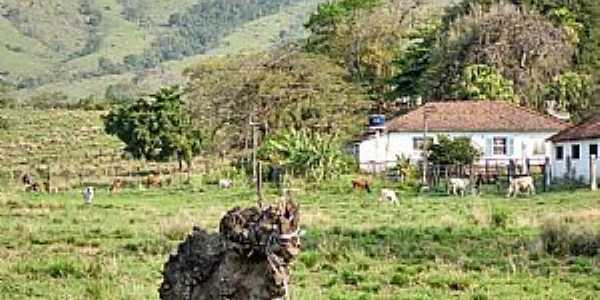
[259,128,350,182]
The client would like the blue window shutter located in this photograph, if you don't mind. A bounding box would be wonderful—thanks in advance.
[485,138,492,156]
[508,138,514,156]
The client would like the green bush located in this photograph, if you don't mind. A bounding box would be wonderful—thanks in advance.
[259,128,351,182]
[0,115,9,130]
[540,218,600,257]
[429,135,481,166]
[491,207,510,229]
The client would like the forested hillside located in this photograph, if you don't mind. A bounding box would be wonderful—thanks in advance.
[182,0,600,154]
[0,0,322,102]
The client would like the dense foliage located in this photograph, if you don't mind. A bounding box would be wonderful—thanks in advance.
[104,87,201,168]
[258,128,350,182]
[307,0,600,120]
[184,49,368,152]
[428,135,481,166]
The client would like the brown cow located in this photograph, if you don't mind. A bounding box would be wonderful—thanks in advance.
[351,178,371,193]
[109,178,123,194]
[22,173,34,186]
[26,182,41,192]
[145,174,162,188]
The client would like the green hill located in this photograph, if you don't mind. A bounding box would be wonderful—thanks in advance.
[0,0,324,102]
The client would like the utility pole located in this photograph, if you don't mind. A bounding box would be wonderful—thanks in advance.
[251,116,258,182]
[249,115,263,203]
[422,110,428,185]
[422,105,436,185]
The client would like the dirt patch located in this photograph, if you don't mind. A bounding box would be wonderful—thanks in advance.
[159,199,301,300]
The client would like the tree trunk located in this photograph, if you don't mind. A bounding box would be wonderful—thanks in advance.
[159,200,301,300]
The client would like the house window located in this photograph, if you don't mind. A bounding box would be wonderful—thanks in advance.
[572,144,581,160]
[532,141,546,155]
[590,144,598,158]
[493,137,507,155]
[556,146,564,161]
[413,137,433,150]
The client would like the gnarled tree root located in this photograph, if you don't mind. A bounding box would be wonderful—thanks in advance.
[159,200,300,300]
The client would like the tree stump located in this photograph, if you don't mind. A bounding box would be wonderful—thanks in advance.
[159,200,301,300]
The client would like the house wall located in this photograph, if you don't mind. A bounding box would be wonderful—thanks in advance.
[358,131,556,172]
[551,138,600,183]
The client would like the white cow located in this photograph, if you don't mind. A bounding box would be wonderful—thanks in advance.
[218,179,233,189]
[82,186,94,205]
[448,178,471,197]
[506,176,536,198]
[379,189,399,205]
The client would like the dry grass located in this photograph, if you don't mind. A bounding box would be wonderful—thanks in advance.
[159,214,196,241]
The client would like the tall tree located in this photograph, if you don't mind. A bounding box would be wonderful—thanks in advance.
[104,86,201,169]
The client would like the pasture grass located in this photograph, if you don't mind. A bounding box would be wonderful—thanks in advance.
[0,179,599,299]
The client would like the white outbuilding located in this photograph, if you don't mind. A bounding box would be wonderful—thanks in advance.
[548,115,600,183]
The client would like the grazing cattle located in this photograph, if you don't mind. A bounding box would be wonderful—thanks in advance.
[42,181,58,194]
[351,178,371,193]
[506,176,535,198]
[82,186,94,205]
[145,174,162,188]
[22,173,34,186]
[379,189,399,205]
[448,178,471,197]
[109,178,123,194]
[218,179,233,189]
[26,182,41,192]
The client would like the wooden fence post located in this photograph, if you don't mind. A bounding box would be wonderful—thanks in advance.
[544,157,551,191]
[591,155,597,191]
[257,161,263,203]
[566,156,572,179]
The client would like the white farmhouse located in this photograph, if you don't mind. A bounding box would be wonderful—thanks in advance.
[358,101,569,172]
[548,115,600,183]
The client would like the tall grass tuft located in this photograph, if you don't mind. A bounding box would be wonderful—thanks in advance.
[540,217,600,257]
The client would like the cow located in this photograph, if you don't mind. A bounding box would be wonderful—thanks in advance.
[506,176,536,198]
[22,173,34,186]
[145,174,162,188]
[448,178,471,197]
[351,178,371,193]
[82,186,94,205]
[218,179,233,189]
[42,181,58,194]
[109,178,123,194]
[379,189,399,205]
[26,182,41,192]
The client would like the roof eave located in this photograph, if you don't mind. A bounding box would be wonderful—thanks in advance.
[387,128,563,133]
[549,135,600,143]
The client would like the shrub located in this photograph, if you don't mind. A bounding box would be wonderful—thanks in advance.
[0,115,10,130]
[429,135,481,166]
[490,207,509,229]
[540,217,600,257]
[259,128,351,183]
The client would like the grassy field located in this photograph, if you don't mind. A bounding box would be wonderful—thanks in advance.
[1,179,599,299]
[0,108,194,190]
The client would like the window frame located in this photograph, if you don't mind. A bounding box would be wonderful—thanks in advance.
[532,140,546,156]
[556,145,564,161]
[492,137,508,156]
[571,144,581,160]
[413,137,434,151]
[590,144,598,158]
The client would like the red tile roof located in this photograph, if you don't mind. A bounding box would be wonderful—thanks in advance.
[385,101,569,133]
[549,115,600,142]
